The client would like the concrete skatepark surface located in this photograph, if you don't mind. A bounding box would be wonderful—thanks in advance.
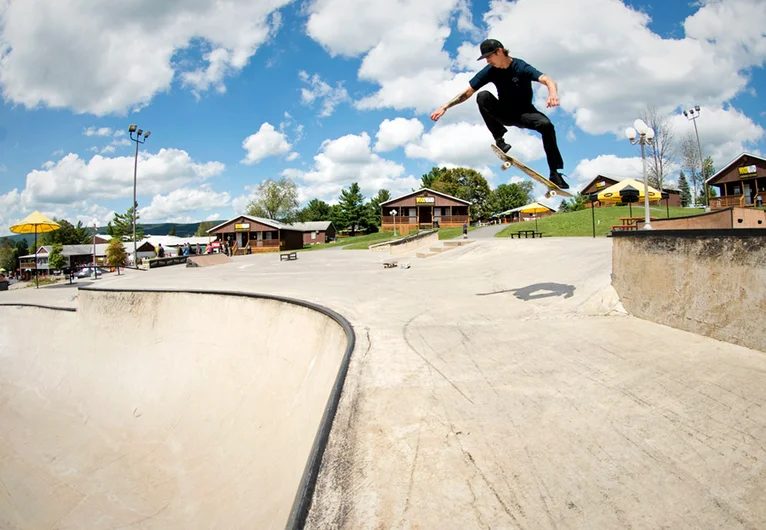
[1,237,765,529]
[0,290,351,529]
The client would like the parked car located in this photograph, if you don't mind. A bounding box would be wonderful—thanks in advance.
[76,266,111,278]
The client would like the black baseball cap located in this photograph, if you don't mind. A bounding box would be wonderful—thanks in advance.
[477,39,503,60]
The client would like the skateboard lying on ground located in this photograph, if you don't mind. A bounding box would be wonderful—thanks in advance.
[491,144,574,199]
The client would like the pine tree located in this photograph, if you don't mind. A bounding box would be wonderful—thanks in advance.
[108,205,143,241]
[338,183,373,236]
[168,225,177,236]
[106,237,128,274]
[678,171,692,207]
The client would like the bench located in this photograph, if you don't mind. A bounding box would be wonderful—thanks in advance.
[280,251,298,261]
[510,230,543,239]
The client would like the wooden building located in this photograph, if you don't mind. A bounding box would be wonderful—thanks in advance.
[708,152,766,209]
[206,216,336,254]
[380,188,471,235]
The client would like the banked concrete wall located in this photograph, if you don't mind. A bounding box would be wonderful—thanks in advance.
[370,230,439,255]
[612,230,766,352]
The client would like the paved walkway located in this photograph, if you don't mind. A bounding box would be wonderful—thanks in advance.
[1,237,764,529]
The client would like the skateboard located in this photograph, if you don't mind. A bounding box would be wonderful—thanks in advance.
[491,144,574,199]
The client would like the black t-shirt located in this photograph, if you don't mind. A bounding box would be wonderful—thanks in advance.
[469,58,543,108]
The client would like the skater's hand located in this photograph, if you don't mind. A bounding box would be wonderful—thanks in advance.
[430,107,445,121]
[546,95,560,108]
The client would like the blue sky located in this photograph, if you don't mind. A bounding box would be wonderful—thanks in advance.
[1,0,764,235]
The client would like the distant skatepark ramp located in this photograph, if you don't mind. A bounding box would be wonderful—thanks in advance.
[0,288,354,529]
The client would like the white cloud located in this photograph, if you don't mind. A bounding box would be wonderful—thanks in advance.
[83,126,113,137]
[668,105,764,167]
[241,122,293,164]
[570,154,645,187]
[140,185,231,222]
[405,122,546,172]
[374,117,425,152]
[298,71,350,118]
[16,149,224,208]
[480,0,766,136]
[0,0,290,115]
[281,131,419,204]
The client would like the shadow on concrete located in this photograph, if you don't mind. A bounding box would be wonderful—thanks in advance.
[477,282,576,300]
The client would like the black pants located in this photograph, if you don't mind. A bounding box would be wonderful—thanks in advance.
[477,91,563,173]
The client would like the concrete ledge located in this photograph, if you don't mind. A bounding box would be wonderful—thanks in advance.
[148,256,188,268]
[186,254,232,267]
[612,230,766,352]
[369,230,438,255]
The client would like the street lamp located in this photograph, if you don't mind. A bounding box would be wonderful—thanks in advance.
[390,209,397,236]
[625,119,655,230]
[128,124,151,266]
[683,105,708,208]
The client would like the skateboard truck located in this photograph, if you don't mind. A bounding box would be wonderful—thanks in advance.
[491,144,572,199]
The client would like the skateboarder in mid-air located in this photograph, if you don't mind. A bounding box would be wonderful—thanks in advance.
[430,38,569,189]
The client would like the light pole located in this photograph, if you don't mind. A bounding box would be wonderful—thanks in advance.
[390,209,397,236]
[683,105,708,207]
[625,119,655,230]
[128,124,151,267]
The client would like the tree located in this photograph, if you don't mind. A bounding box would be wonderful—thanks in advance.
[48,243,66,272]
[678,171,692,207]
[488,182,534,214]
[298,199,333,222]
[107,204,143,242]
[337,183,376,236]
[681,134,702,206]
[368,189,392,226]
[168,225,177,236]
[105,237,128,274]
[698,156,717,205]
[429,167,492,221]
[420,167,448,189]
[245,177,299,222]
[13,239,29,272]
[0,238,15,273]
[194,221,215,236]
[559,194,589,213]
[39,219,92,246]
[640,106,676,190]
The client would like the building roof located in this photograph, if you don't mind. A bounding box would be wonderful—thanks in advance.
[707,152,766,184]
[380,187,471,206]
[579,175,619,195]
[207,215,283,233]
[207,216,334,233]
[284,221,333,232]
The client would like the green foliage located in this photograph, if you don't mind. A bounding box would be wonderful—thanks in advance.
[0,238,16,273]
[48,243,66,271]
[678,171,692,207]
[420,167,448,189]
[429,167,492,221]
[246,177,299,222]
[336,183,377,236]
[489,182,534,214]
[39,218,92,246]
[559,194,589,213]
[108,205,143,242]
[106,237,128,273]
[194,222,214,236]
[168,225,177,236]
[368,189,392,226]
[297,199,333,222]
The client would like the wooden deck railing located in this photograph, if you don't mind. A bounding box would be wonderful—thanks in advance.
[381,215,469,225]
[710,195,744,209]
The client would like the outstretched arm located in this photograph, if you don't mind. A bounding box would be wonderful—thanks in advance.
[430,86,476,121]
[538,74,559,108]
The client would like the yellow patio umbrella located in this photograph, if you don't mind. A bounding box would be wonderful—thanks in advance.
[9,211,61,288]
[519,202,554,231]
[595,178,662,203]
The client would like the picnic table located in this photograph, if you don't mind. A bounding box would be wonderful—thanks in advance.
[612,217,644,231]
[510,229,544,239]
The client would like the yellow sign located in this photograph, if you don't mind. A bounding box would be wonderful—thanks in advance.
[739,165,757,178]
[416,197,435,204]
[235,223,250,231]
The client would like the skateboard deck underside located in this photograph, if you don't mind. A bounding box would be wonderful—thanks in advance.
[491,145,574,198]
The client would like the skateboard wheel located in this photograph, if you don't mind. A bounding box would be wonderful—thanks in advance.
[550,190,557,197]
[502,162,511,170]
[545,191,551,199]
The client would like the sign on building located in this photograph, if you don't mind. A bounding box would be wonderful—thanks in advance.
[738,165,757,178]
[416,197,435,203]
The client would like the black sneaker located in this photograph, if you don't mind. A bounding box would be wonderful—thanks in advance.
[495,138,512,153]
[549,170,570,189]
